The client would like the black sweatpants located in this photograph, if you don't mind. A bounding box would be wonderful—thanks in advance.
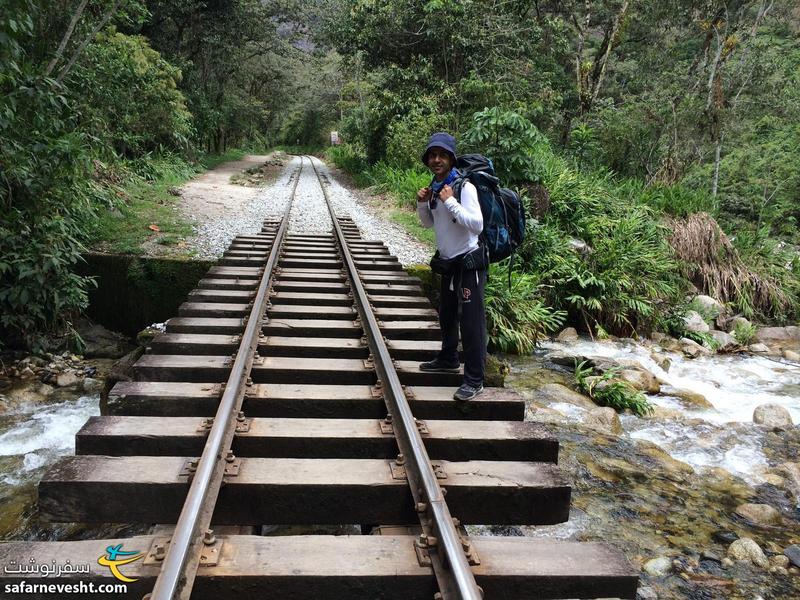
[437,268,487,387]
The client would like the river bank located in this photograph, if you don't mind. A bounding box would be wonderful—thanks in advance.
[498,335,800,599]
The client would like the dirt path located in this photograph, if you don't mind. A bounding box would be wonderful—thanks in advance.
[177,154,275,222]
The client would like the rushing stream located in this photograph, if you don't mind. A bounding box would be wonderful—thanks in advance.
[499,338,800,599]
[0,385,101,539]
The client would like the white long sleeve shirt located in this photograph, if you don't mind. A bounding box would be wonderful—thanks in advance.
[417,181,482,259]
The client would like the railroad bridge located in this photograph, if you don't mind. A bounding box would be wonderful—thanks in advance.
[0,157,638,599]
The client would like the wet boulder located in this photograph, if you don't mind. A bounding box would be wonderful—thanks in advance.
[75,319,135,359]
[778,462,800,505]
[785,545,800,568]
[649,351,671,372]
[546,350,592,368]
[537,383,596,410]
[587,358,661,393]
[54,371,81,388]
[748,343,770,354]
[734,503,782,526]
[617,367,660,394]
[683,310,710,334]
[642,556,672,576]
[727,538,769,568]
[784,349,800,362]
[583,406,623,435]
[753,403,793,428]
[708,330,739,353]
[555,327,579,342]
[666,387,715,410]
[679,337,712,358]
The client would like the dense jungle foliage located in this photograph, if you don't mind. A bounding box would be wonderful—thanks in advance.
[1,0,799,351]
[320,0,800,343]
[0,0,312,348]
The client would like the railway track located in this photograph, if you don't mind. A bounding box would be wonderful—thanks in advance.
[0,156,638,599]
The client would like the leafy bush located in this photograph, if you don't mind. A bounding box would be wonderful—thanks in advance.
[327,143,370,182]
[732,321,757,346]
[462,108,551,184]
[0,74,97,348]
[485,266,565,354]
[329,144,430,208]
[385,110,442,169]
[70,28,192,156]
[575,362,653,416]
[522,168,682,334]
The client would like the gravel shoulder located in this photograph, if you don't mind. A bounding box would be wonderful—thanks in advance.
[183,154,433,265]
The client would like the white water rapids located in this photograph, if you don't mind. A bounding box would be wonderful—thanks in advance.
[538,340,800,484]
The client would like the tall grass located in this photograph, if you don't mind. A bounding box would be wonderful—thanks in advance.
[328,144,429,206]
[666,213,794,320]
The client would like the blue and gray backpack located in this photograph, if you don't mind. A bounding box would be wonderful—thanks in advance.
[452,154,526,283]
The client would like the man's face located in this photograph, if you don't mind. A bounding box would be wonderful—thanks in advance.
[426,147,454,178]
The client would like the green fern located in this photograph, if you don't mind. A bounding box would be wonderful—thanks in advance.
[575,361,654,416]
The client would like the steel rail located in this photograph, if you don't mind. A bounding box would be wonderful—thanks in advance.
[146,157,302,600]
[309,156,483,600]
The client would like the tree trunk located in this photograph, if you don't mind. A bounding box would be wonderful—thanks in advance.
[711,133,723,197]
[45,0,89,77]
[56,0,125,83]
[589,0,630,109]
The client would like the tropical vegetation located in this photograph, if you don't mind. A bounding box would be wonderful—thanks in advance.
[2,0,799,353]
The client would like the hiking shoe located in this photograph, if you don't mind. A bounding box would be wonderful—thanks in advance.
[419,358,460,373]
[453,383,484,401]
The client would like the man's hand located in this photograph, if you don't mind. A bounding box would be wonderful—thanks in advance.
[439,184,454,201]
[417,186,432,203]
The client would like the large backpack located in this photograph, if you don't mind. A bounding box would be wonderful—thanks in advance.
[452,154,526,263]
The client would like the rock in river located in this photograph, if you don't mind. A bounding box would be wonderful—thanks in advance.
[618,368,661,394]
[537,383,596,410]
[727,538,769,568]
[784,545,800,568]
[753,403,794,428]
[734,503,782,526]
[679,337,712,358]
[709,329,739,352]
[54,371,81,388]
[584,406,623,435]
[748,342,770,353]
[643,556,672,576]
[555,327,579,342]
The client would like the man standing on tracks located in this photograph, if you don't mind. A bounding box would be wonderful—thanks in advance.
[416,132,487,401]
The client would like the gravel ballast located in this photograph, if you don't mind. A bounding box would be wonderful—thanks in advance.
[189,155,432,266]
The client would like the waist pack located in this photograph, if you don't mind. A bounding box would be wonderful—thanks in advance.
[430,246,487,276]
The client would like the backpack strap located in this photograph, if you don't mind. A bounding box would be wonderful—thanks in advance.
[451,174,466,204]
